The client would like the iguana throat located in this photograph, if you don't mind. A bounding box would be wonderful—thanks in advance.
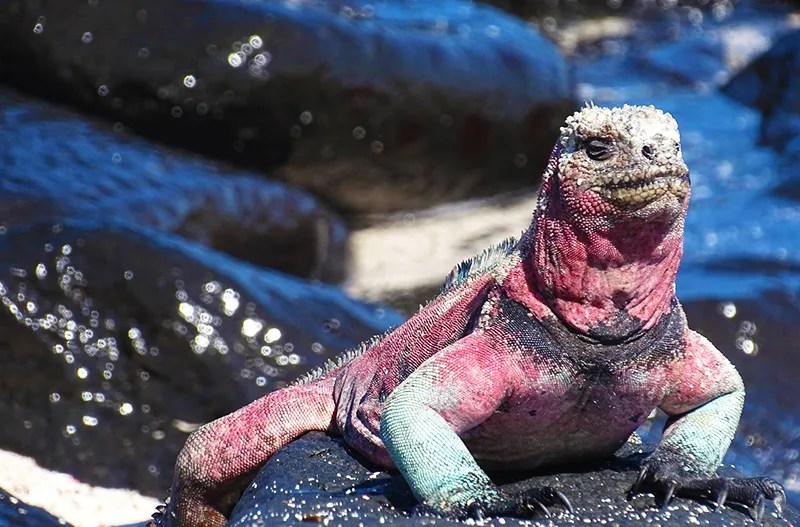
[527,105,690,341]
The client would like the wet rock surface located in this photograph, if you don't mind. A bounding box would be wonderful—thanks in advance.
[0,87,346,282]
[723,29,800,151]
[0,0,573,214]
[723,29,800,199]
[0,489,66,527]
[0,220,402,495]
[228,432,798,527]
[683,294,800,500]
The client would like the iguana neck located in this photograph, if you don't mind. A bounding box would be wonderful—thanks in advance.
[526,198,683,340]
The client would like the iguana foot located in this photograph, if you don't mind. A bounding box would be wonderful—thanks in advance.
[631,457,785,523]
[145,495,172,527]
[417,487,573,521]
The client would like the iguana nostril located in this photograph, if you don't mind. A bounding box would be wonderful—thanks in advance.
[642,144,655,160]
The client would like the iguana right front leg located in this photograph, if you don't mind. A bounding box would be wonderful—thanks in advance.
[151,378,337,527]
[381,331,572,519]
[634,330,785,521]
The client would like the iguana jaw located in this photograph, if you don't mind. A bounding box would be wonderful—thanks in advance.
[585,166,689,212]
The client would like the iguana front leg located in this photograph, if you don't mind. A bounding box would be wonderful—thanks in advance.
[635,329,785,521]
[380,331,571,519]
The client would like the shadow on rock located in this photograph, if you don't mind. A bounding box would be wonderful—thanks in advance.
[0,0,573,214]
[0,220,402,495]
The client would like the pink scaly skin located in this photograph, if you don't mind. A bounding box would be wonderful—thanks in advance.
[150,105,784,527]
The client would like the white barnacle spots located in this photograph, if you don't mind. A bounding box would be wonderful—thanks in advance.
[76,367,88,379]
[738,338,757,355]
[720,302,737,318]
[241,318,263,338]
[124,270,134,280]
[264,327,282,343]
[221,288,240,315]
[352,126,366,140]
[111,152,122,163]
[228,51,245,67]
[61,244,72,256]
[35,263,47,279]
[82,415,98,427]
[193,334,211,351]
[81,31,93,44]
[49,392,61,403]
[33,21,44,34]
[81,391,93,402]
[97,85,109,96]
[183,74,197,88]
[249,35,263,49]
[252,52,271,67]
[371,140,384,154]
[65,425,76,436]
[119,402,134,416]
[178,302,195,320]
[204,280,222,294]
[299,111,313,125]
[484,24,500,38]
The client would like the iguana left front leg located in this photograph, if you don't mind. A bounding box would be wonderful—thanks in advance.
[381,330,572,519]
[634,329,785,521]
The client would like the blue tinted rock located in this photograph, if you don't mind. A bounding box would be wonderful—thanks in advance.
[0,490,68,527]
[0,87,346,282]
[0,0,573,213]
[723,29,800,156]
[0,220,402,495]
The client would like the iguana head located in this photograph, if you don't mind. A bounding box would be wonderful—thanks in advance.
[541,104,690,227]
[525,104,690,341]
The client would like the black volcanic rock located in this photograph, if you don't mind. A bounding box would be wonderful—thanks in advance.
[0,0,573,214]
[227,432,797,527]
[0,220,403,495]
[0,87,347,282]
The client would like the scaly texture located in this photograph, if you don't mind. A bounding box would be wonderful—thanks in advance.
[150,105,784,527]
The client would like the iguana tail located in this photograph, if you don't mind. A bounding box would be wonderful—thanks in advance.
[150,376,337,527]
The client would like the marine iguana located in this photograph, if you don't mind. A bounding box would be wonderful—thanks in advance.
[149,104,785,527]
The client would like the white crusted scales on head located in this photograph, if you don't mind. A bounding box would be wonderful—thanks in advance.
[558,104,681,154]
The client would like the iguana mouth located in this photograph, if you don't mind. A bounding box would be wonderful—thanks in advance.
[587,171,689,208]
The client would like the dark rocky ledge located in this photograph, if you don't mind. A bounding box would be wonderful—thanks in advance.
[227,432,798,527]
[0,0,573,214]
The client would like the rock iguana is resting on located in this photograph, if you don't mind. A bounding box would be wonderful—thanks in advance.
[150,105,785,527]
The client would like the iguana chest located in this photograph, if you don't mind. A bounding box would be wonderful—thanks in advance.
[460,293,685,469]
[460,361,672,468]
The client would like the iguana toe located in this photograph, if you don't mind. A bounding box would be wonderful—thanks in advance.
[631,458,785,523]
[415,486,572,521]
[471,486,573,520]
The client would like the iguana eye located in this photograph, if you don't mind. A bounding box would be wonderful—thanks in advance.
[585,137,614,161]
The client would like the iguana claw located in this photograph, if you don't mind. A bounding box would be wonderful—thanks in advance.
[425,486,573,521]
[631,457,785,523]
